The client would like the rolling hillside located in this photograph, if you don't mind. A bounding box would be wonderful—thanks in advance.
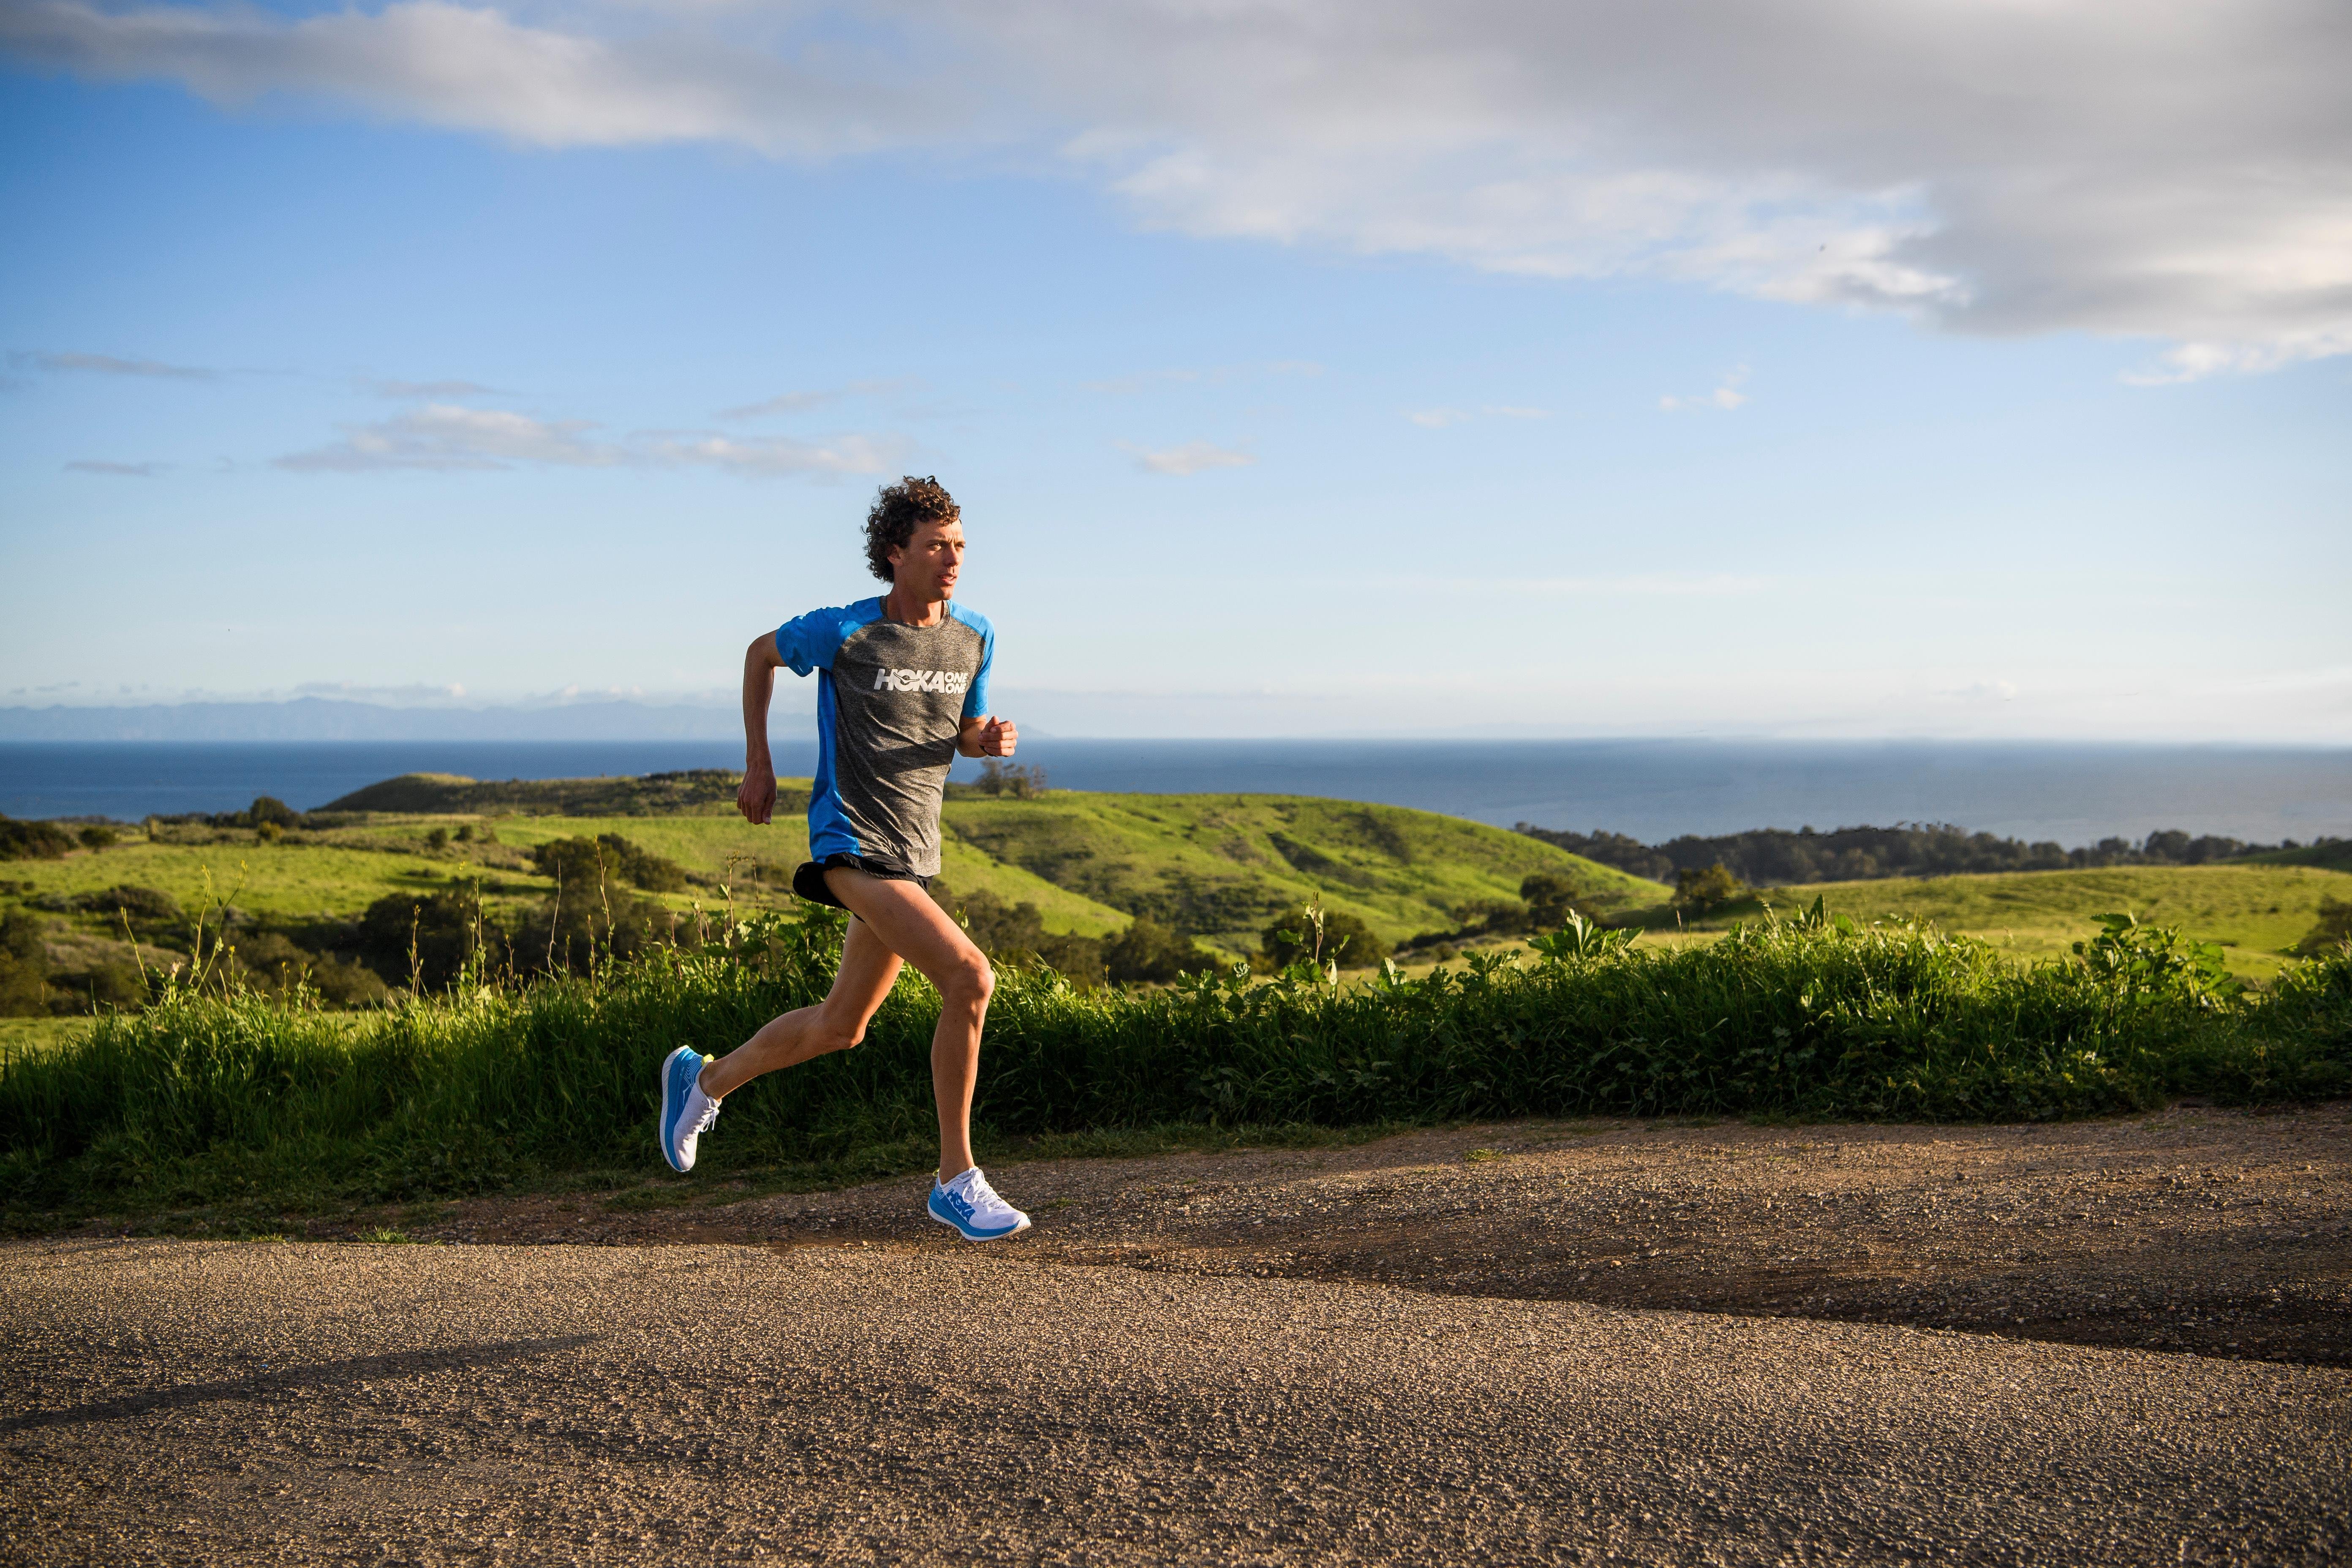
[942,792,1664,950]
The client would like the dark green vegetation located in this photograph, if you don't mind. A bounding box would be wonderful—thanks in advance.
[1524,821,2346,884]
[4,901,2346,1229]
[316,770,768,817]
[0,815,80,861]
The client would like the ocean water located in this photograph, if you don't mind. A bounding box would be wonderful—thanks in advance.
[2,738,2347,847]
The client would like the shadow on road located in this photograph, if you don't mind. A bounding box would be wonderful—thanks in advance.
[0,1333,600,1434]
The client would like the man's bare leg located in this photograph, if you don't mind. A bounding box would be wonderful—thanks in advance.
[817,868,995,1180]
[697,915,903,1099]
[695,868,994,1180]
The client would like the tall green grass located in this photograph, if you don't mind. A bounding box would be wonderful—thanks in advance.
[3,905,2346,1224]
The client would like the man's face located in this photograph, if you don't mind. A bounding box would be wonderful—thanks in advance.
[890,518,965,600]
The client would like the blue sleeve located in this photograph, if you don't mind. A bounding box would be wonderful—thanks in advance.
[957,606,994,720]
[773,600,877,677]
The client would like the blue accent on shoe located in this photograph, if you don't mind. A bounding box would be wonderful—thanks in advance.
[928,1178,1024,1240]
[658,1045,705,1173]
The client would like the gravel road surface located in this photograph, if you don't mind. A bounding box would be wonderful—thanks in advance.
[5,1110,2347,1565]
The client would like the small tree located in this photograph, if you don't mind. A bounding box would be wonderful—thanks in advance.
[1674,862,1747,915]
[1102,917,1219,983]
[1519,871,1585,929]
[1261,904,1391,970]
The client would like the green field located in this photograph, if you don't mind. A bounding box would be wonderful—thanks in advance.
[1755,864,2352,981]
[3,783,1664,966]
[7,776,2347,991]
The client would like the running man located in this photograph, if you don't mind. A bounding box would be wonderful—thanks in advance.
[656,476,1029,1241]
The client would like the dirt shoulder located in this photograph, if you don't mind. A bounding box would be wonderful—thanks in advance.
[395,1105,2352,1367]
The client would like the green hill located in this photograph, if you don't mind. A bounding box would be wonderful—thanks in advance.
[318,770,760,817]
[941,792,1663,950]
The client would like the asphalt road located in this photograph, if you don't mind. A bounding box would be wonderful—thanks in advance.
[4,1222,2348,1565]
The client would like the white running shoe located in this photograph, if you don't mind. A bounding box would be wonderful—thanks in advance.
[658,1045,722,1173]
[927,1166,1031,1241]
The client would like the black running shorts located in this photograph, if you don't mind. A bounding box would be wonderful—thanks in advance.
[791,852,931,912]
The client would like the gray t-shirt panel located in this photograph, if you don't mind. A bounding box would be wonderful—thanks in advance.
[777,599,994,880]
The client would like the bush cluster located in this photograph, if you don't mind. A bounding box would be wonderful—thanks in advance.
[530,834,687,895]
[3,904,2344,1218]
[0,817,77,862]
[1519,821,2340,885]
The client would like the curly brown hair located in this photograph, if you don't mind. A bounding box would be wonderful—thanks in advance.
[864,476,961,582]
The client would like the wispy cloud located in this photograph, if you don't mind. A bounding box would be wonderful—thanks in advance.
[14,349,214,380]
[1116,438,1255,476]
[293,681,470,703]
[8,3,2346,376]
[276,402,899,476]
[1661,366,1749,413]
[64,458,169,476]
[719,378,917,419]
[1405,404,1551,429]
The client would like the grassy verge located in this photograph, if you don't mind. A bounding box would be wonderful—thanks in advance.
[3,906,2346,1233]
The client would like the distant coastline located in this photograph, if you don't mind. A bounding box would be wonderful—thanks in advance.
[0,697,745,743]
[3,736,2347,847]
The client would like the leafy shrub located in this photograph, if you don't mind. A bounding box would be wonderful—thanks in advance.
[1262,905,1390,970]
[425,827,449,851]
[0,912,48,1016]
[231,931,389,1009]
[2294,897,2352,958]
[931,884,1110,984]
[44,961,143,1015]
[65,885,183,926]
[1674,863,1747,914]
[1519,872,1586,929]
[531,834,687,895]
[357,890,496,989]
[248,797,302,830]
[952,760,1048,799]
[0,818,75,862]
[77,826,119,850]
[1102,917,1220,984]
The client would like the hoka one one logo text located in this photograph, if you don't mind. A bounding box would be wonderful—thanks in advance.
[874,667,969,694]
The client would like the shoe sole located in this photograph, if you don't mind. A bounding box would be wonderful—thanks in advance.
[658,1047,698,1173]
[927,1206,1031,1242]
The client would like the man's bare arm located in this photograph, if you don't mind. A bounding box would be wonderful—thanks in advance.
[738,633,786,824]
[957,716,1018,759]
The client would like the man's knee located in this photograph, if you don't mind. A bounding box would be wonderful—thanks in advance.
[939,951,994,1008]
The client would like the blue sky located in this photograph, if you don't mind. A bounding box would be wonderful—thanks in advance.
[2,1,2347,740]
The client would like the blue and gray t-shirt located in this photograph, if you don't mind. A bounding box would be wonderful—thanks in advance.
[774,598,994,878]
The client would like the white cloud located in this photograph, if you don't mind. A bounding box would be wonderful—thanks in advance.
[1661,366,1749,414]
[8,1,2348,375]
[718,378,914,419]
[14,348,213,379]
[275,401,898,475]
[1116,438,1255,476]
[64,458,168,476]
[1407,408,1470,428]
